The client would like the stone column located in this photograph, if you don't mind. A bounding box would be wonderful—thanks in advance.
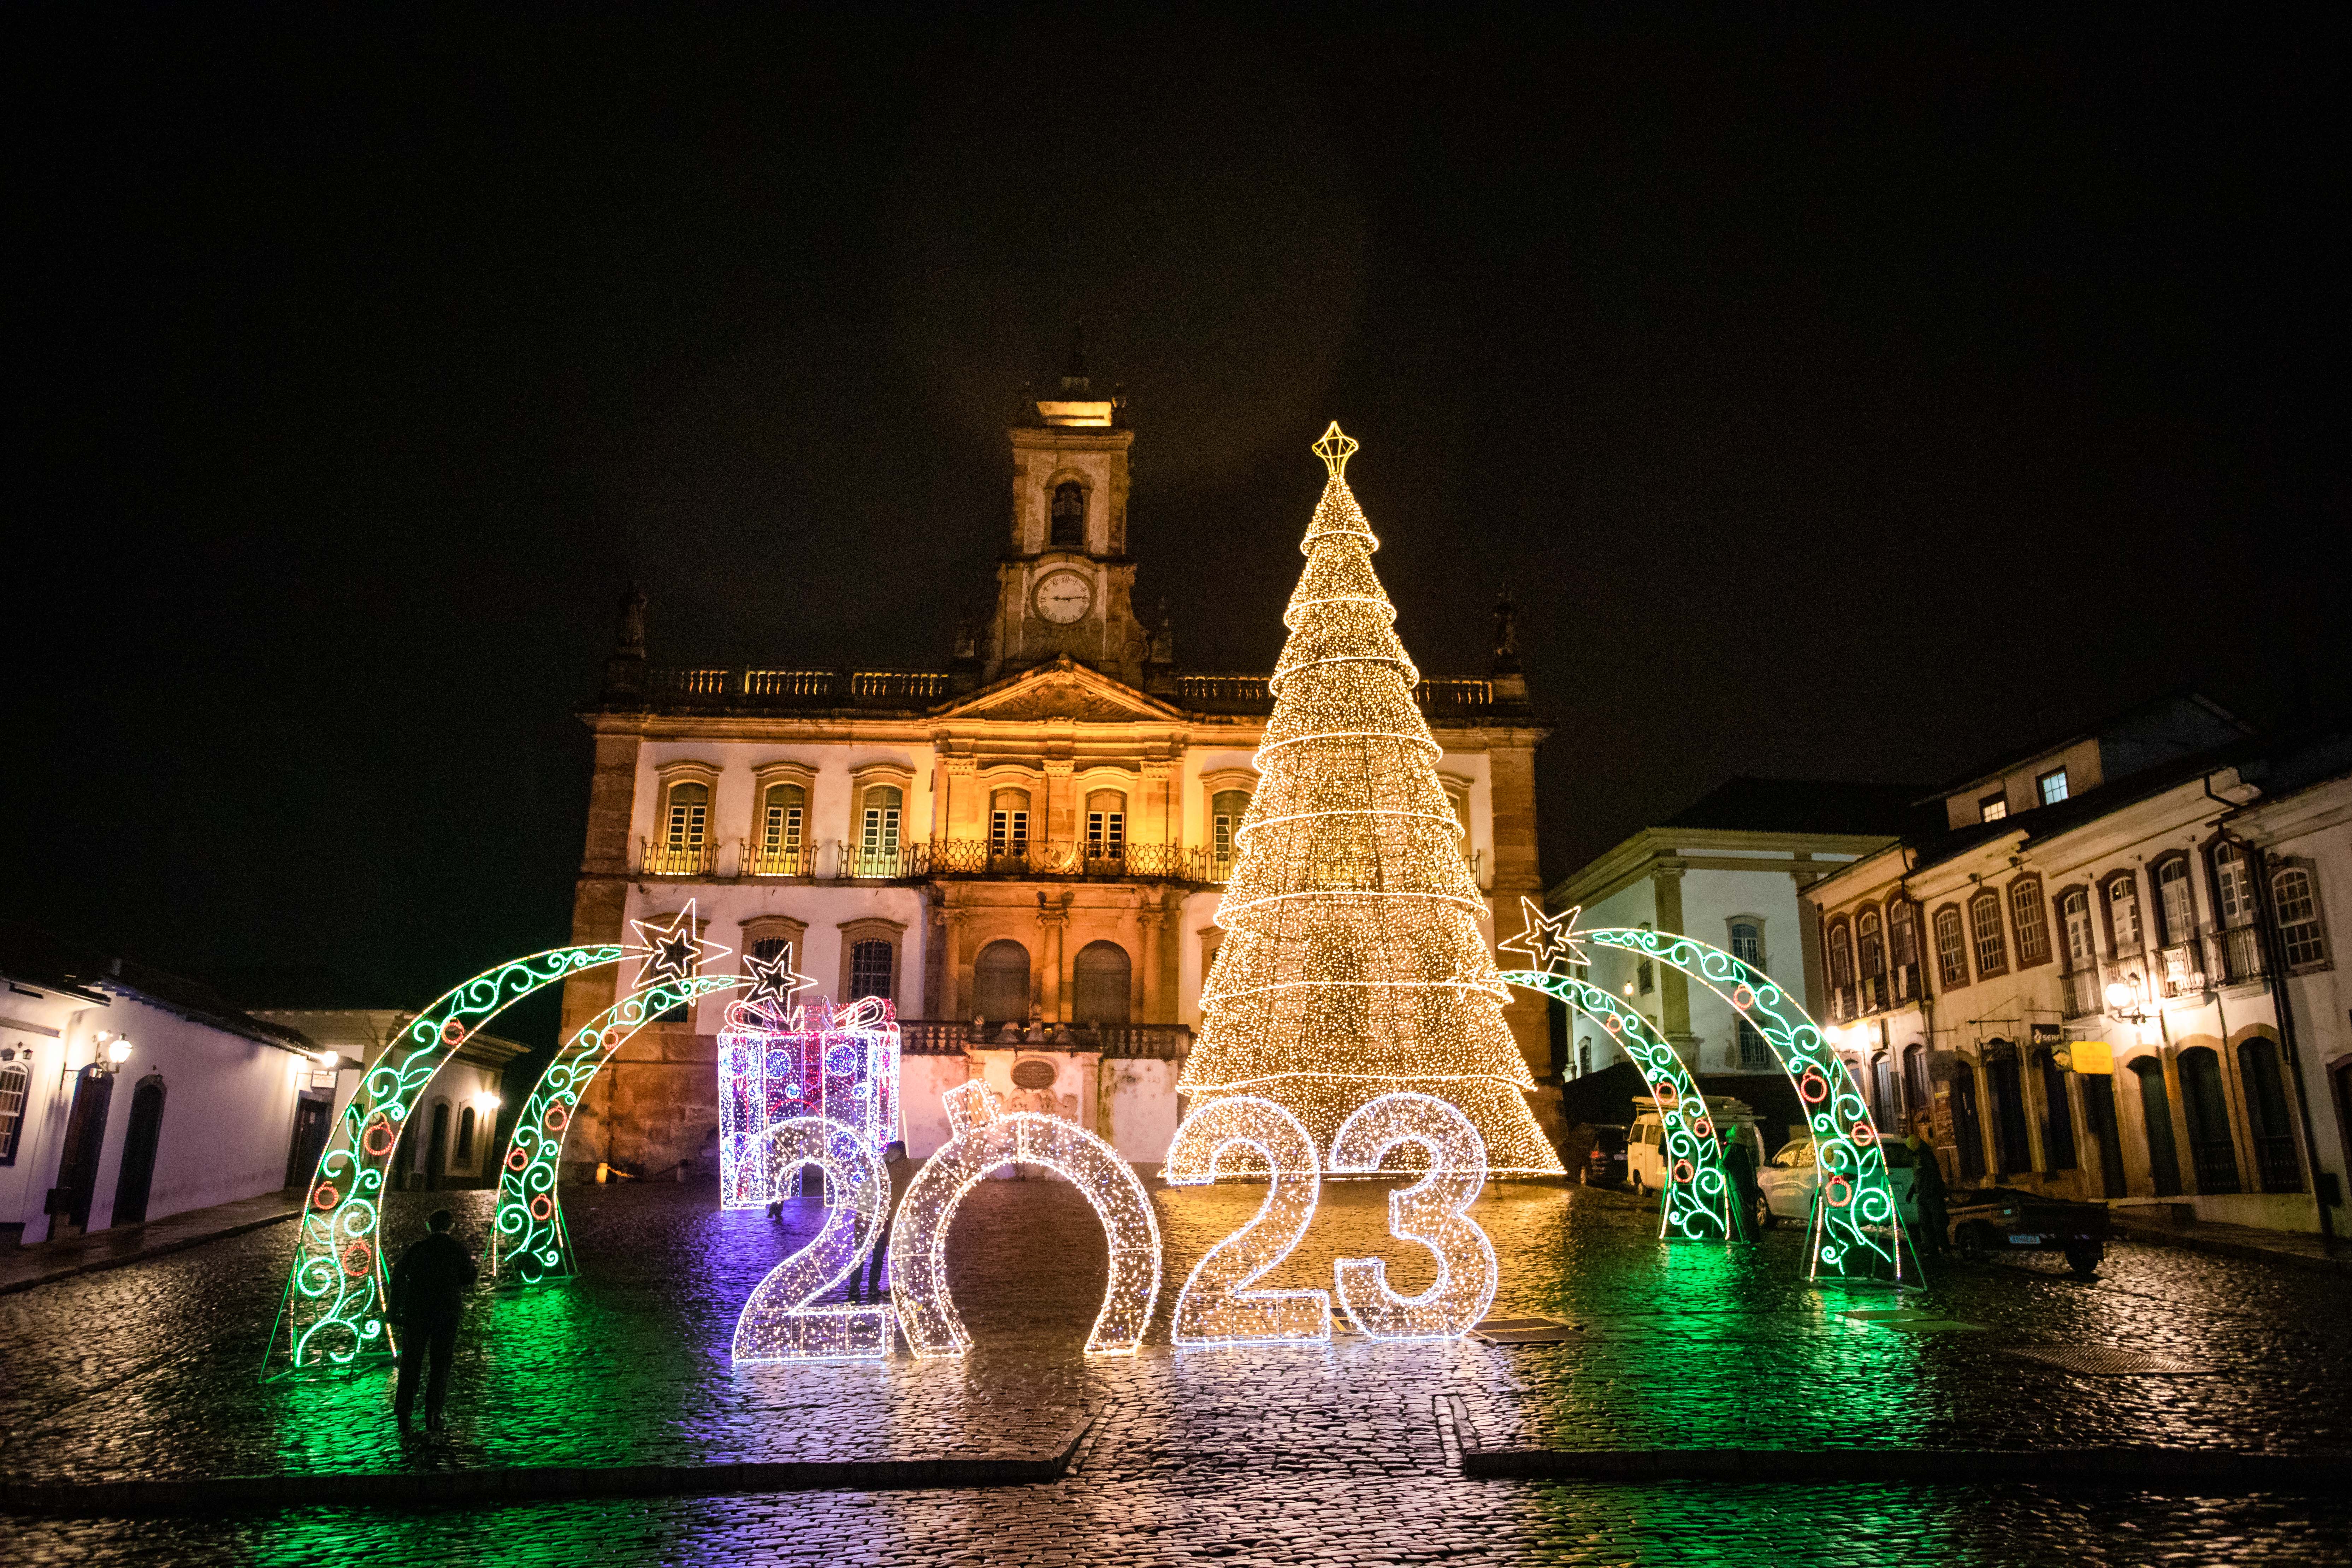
[1039,904,1069,1021]
[1793,868,1827,1017]
[1139,905,1167,1023]
[1143,759,1176,848]
[942,755,980,843]
[1652,861,1695,1062]
[934,906,967,1019]
[1044,757,1076,860]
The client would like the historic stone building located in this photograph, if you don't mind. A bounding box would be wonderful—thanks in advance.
[559,361,1553,1175]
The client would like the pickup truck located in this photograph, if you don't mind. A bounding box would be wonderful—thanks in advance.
[1945,1187,2110,1277]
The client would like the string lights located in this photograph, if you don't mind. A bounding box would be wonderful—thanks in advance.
[1176,425,1562,1177]
[889,1081,1162,1358]
[732,1116,894,1362]
[1327,1092,1497,1339]
[1163,1097,1331,1347]
[494,972,741,1284]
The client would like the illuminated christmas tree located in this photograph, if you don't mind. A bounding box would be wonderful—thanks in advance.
[1175,424,1562,1175]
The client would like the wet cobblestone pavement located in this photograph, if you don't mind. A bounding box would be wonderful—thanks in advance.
[5,1177,2348,1564]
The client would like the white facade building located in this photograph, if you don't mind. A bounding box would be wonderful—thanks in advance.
[1,924,327,1247]
[253,1010,526,1191]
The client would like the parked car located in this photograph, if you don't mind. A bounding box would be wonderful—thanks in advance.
[1945,1187,2109,1276]
[1755,1134,1920,1230]
[1583,1125,1629,1187]
[1625,1111,1763,1197]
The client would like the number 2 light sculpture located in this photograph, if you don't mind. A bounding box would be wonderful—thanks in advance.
[733,1116,893,1362]
[1164,1096,1332,1347]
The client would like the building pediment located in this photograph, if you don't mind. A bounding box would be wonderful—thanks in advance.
[935,657,1182,726]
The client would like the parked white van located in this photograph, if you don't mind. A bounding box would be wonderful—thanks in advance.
[1625,1095,1765,1197]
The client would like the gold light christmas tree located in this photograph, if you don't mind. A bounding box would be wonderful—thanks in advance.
[1175,424,1563,1176]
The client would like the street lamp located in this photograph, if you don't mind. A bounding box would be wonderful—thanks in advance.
[87,1032,134,1076]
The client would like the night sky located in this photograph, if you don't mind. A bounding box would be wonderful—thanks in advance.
[8,12,2342,1029]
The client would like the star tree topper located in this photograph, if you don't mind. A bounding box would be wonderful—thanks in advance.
[1498,897,1589,975]
[632,901,731,987]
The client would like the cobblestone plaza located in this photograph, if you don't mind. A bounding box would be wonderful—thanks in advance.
[5,1177,2346,1566]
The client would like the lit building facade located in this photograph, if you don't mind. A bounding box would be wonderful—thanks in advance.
[1800,699,2350,1234]
[559,367,1552,1175]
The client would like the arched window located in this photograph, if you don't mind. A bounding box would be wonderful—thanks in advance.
[2177,1047,2238,1194]
[1933,905,1969,990]
[2131,1058,2181,1197]
[1857,909,1886,981]
[1050,481,1086,548]
[1085,789,1127,862]
[1826,917,1855,1018]
[2211,842,2255,929]
[456,1105,477,1164]
[848,940,894,1002]
[0,1061,28,1162]
[1072,941,1132,1025]
[1728,919,1763,969]
[2008,877,2051,967]
[990,787,1032,857]
[1969,890,2008,978]
[2036,1049,2076,1171]
[1888,901,1919,973]
[2273,866,2329,969]
[2237,1036,2302,1193]
[1577,1038,1592,1077]
[2104,873,2144,955]
[2154,857,2194,946]
[2060,889,2094,971]
[974,940,1030,1023]
[858,786,903,869]
[1210,790,1250,874]
[756,782,807,875]
[654,780,711,872]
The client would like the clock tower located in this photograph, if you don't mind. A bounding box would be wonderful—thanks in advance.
[980,344,1154,688]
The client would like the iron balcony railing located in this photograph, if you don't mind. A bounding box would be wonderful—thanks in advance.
[2157,939,2208,998]
[896,1020,1193,1060]
[740,841,815,878]
[640,667,955,709]
[2189,1137,2241,1195]
[1177,673,1505,716]
[1828,986,1855,1024]
[638,838,717,876]
[2060,967,2103,1020]
[1891,962,1922,1006]
[2216,925,2269,985]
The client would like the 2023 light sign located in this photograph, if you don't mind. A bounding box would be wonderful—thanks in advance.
[732,1085,1499,1363]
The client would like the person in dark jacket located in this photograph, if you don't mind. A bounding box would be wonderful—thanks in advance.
[1722,1129,1762,1242]
[389,1208,477,1434]
[850,1141,912,1303]
[1907,1128,1951,1259]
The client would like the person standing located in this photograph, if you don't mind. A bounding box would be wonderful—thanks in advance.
[389,1208,477,1436]
[1722,1129,1762,1242]
[850,1141,912,1303]
[1907,1127,1951,1260]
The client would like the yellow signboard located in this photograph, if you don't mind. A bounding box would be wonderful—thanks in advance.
[2054,1040,2114,1075]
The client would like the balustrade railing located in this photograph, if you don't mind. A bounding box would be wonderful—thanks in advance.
[642,667,951,708]
[1177,673,1500,714]
[638,838,717,876]
[894,1020,1193,1059]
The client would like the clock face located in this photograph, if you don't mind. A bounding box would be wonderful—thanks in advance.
[1034,570,1094,625]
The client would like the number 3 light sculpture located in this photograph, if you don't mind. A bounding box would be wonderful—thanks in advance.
[1328,1092,1498,1339]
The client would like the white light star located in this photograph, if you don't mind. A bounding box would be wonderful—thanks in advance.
[1497,897,1588,974]
[743,943,820,1011]
[631,901,730,987]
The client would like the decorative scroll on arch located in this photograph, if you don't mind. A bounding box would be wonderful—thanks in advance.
[492,973,743,1284]
[1497,970,1732,1243]
[265,945,626,1374]
[1502,901,1908,1283]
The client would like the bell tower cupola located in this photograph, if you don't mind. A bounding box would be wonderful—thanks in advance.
[983,331,1148,686]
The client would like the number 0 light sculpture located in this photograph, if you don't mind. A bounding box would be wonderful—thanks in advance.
[889,1081,1162,1358]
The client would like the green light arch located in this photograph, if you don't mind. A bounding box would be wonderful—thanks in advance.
[264,945,624,1376]
[1503,970,1731,1242]
[492,974,742,1285]
[1505,925,1909,1282]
